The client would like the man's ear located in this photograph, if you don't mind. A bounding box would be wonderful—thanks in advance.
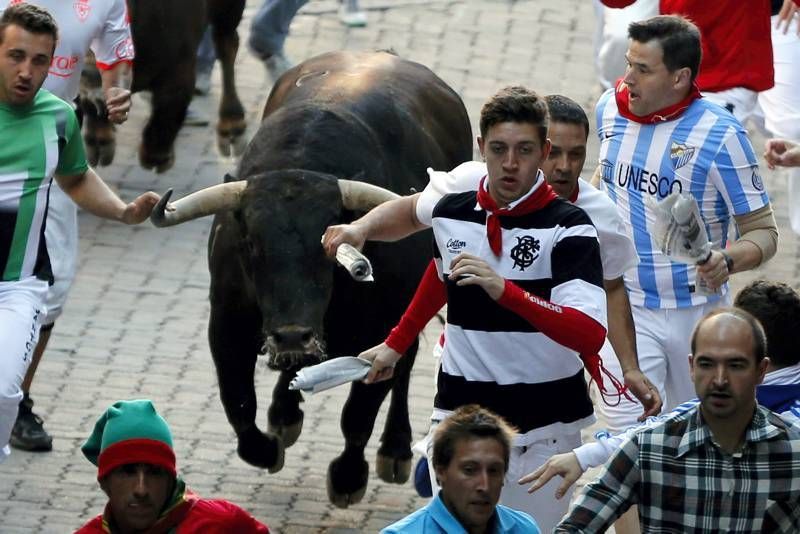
[688,354,695,380]
[477,136,485,160]
[757,356,770,384]
[674,67,692,91]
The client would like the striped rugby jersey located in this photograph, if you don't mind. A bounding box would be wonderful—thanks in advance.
[0,90,88,283]
[596,89,770,309]
[425,174,607,444]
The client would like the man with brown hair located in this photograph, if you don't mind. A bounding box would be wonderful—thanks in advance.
[383,405,539,533]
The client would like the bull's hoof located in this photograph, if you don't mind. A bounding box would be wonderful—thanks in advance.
[236,426,285,473]
[376,452,412,484]
[216,124,247,158]
[267,411,303,448]
[139,144,175,173]
[326,453,368,508]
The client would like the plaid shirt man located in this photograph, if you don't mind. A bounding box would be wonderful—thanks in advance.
[556,404,800,532]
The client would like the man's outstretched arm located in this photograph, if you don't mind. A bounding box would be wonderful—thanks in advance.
[322,193,426,258]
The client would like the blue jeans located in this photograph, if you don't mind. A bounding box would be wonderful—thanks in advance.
[196,0,308,70]
[248,0,308,60]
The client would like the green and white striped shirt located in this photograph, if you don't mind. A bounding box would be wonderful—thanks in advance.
[0,89,87,282]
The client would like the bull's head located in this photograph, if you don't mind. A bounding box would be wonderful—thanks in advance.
[151,171,399,371]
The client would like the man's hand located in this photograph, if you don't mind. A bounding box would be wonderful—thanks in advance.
[449,253,505,300]
[518,452,582,500]
[122,191,160,224]
[623,368,662,421]
[696,249,729,291]
[105,86,132,124]
[321,223,367,259]
[359,342,403,383]
[777,0,800,35]
[764,138,800,169]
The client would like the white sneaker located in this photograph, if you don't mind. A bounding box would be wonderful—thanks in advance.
[184,99,210,127]
[339,0,367,27]
[264,51,293,84]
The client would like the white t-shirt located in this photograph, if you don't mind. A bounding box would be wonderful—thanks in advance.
[416,161,638,280]
[0,0,134,101]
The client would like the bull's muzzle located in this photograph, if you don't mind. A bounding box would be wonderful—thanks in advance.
[262,326,325,370]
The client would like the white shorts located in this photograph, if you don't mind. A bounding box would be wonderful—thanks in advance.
[702,87,759,124]
[593,299,725,433]
[0,277,48,462]
[422,418,581,532]
[42,180,79,325]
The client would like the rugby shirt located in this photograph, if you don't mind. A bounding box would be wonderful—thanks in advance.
[596,88,770,309]
[425,173,607,444]
[0,90,88,283]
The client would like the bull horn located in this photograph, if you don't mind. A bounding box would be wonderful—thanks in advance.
[150,180,247,227]
[337,179,400,212]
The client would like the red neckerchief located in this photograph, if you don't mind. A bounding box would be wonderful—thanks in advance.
[614,79,702,124]
[476,174,558,256]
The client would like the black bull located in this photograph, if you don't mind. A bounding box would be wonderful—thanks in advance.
[151,51,472,506]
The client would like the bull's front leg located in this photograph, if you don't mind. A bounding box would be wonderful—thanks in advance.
[209,307,285,472]
[267,370,304,448]
[376,343,417,484]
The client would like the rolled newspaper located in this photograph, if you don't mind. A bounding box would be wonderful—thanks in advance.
[288,356,373,394]
[647,192,717,295]
[336,243,374,282]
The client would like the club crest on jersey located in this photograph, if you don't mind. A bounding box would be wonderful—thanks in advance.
[751,166,764,191]
[74,0,91,22]
[600,158,614,184]
[669,141,696,170]
[510,235,539,271]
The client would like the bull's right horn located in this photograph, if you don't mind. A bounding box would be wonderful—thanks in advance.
[150,180,247,227]
[337,180,400,212]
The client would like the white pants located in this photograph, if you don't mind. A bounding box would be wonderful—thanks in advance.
[593,299,725,433]
[42,181,79,325]
[423,419,581,532]
[593,0,659,89]
[0,277,47,462]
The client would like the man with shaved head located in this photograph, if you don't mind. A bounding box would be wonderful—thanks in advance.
[555,307,800,533]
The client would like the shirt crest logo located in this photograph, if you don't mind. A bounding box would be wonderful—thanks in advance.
[599,158,614,183]
[751,167,764,191]
[74,0,91,22]
[670,141,696,170]
[510,235,539,271]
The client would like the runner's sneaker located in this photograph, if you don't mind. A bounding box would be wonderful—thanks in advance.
[339,0,367,27]
[263,50,293,84]
[10,394,53,452]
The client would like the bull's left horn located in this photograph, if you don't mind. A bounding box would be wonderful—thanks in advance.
[150,181,247,227]
[337,180,400,212]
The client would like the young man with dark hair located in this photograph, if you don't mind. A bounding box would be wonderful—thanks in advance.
[1,0,135,453]
[383,405,539,534]
[0,3,158,463]
[554,307,800,532]
[76,399,269,533]
[324,86,610,529]
[592,14,778,434]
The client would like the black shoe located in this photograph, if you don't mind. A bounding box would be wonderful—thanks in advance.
[10,394,53,452]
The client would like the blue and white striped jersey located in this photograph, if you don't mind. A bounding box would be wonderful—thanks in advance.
[596,89,770,309]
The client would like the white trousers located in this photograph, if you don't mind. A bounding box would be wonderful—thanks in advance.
[0,277,47,462]
[593,299,725,433]
[423,419,581,532]
[593,0,659,89]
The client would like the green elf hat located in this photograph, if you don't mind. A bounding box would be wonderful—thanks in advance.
[81,399,176,480]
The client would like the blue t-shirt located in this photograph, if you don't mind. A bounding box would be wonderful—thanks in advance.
[382,492,540,533]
